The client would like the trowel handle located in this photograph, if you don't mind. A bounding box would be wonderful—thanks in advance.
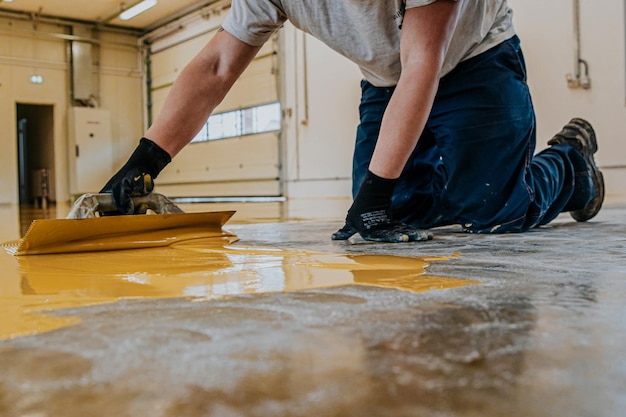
[127,193,185,215]
[66,193,184,219]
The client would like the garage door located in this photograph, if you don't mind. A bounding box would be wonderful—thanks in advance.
[147,3,281,198]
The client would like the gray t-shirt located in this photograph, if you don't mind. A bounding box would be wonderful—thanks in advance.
[223,0,515,87]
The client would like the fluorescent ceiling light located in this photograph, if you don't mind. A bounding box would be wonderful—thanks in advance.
[119,0,157,21]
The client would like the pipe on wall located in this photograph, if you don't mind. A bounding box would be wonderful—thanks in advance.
[566,0,592,89]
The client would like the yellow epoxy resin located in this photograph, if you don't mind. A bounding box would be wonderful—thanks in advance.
[0,235,478,340]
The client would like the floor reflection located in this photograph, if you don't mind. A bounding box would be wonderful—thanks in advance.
[1,203,479,340]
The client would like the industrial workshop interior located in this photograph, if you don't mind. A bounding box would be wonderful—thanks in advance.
[0,0,625,416]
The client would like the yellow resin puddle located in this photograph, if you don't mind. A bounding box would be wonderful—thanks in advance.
[0,234,478,340]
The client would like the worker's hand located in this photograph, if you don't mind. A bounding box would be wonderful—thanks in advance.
[332,206,432,242]
[100,138,171,214]
[331,170,432,243]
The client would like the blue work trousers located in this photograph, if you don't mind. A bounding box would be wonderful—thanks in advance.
[352,36,590,233]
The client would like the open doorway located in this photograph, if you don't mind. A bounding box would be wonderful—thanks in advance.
[16,103,55,207]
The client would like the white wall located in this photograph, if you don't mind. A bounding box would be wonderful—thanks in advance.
[0,19,67,204]
[509,0,626,197]
[0,18,144,205]
[98,32,146,181]
[280,25,362,220]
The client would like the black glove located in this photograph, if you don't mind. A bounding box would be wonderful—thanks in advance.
[332,170,432,243]
[100,138,171,214]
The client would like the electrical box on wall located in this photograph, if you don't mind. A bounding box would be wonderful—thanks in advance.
[68,107,113,197]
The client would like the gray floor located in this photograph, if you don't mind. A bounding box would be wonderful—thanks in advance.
[1,203,625,417]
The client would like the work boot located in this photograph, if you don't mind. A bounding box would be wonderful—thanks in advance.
[547,118,604,221]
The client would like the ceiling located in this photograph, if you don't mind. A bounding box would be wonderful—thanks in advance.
[0,0,220,32]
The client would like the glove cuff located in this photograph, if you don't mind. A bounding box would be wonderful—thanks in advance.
[354,170,397,205]
[134,137,171,178]
[346,170,398,230]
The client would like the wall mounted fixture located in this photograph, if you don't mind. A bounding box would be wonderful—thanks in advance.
[29,74,43,84]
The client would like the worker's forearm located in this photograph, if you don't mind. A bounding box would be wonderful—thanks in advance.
[368,66,440,179]
[146,58,231,157]
[146,31,260,157]
[368,1,460,180]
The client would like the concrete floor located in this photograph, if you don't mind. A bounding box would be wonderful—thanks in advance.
[0,201,625,417]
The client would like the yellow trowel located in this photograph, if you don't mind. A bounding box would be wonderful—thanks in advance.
[6,193,235,256]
